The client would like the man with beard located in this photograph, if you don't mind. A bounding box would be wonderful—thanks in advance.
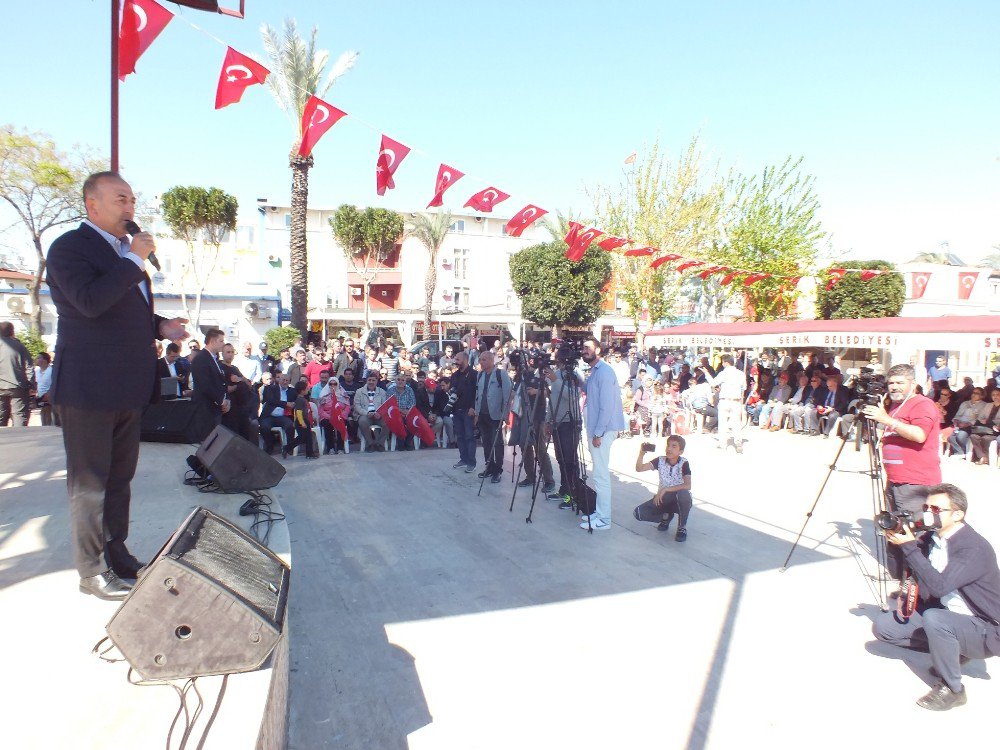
[579,338,625,530]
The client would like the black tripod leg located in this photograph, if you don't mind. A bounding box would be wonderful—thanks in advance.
[780,434,850,571]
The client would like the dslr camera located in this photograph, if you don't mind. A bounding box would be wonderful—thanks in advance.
[874,509,928,534]
[854,367,887,407]
[641,441,656,453]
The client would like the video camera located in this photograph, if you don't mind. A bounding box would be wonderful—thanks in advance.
[874,508,929,534]
[854,366,887,407]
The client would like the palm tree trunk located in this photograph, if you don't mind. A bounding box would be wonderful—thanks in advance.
[423,259,437,333]
[289,152,314,334]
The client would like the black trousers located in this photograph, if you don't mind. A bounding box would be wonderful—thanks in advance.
[0,387,30,427]
[873,606,995,693]
[551,420,581,496]
[478,412,503,476]
[259,414,295,452]
[521,419,554,485]
[57,404,141,577]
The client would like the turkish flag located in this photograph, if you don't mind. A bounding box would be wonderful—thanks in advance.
[215,47,269,109]
[597,236,629,252]
[376,135,411,196]
[427,164,464,208]
[698,265,727,280]
[405,406,436,445]
[860,269,882,282]
[743,272,771,286]
[720,271,739,285]
[297,95,347,157]
[565,227,604,262]
[505,204,547,237]
[464,187,510,213]
[624,247,655,257]
[910,271,931,299]
[376,395,408,439]
[563,221,582,248]
[826,268,846,290]
[786,275,802,286]
[958,271,979,300]
[650,253,682,270]
[329,402,349,442]
[675,260,704,273]
[119,0,173,80]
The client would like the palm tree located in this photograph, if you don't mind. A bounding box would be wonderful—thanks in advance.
[405,210,453,332]
[260,19,358,334]
[977,248,1000,269]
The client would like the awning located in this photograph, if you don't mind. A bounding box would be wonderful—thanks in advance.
[645,316,1000,351]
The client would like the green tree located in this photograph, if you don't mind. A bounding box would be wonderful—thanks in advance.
[0,125,101,332]
[16,327,46,358]
[330,205,404,332]
[261,18,358,333]
[591,138,726,346]
[264,325,302,353]
[976,248,1000,269]
[713,156,826,321]
[160,185,238,335]
[509,242,612,338]
[405,210,452,334]
[815,261,905,319]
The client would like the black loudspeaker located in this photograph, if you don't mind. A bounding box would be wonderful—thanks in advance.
[195,425,285,492]
[106,507,290,681]
[141,399,217,443]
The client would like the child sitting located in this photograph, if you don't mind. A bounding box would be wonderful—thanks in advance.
[632,435,693,541]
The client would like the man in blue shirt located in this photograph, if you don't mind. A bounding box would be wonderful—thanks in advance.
[580,337,625,530]
[927,355,952,398]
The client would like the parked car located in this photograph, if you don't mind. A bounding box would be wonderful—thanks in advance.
[405,339,464,363]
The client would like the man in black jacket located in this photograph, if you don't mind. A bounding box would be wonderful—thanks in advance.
[450,352,478,472]
[46,171,188,600]
[190,328,230,429]
[873,483,1000,710]
[0,321,32,426]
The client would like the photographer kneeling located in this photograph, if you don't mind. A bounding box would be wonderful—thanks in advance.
[633,436,693,542]
[873,483,1000,711]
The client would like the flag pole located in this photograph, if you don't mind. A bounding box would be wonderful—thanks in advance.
[110,0,120,172]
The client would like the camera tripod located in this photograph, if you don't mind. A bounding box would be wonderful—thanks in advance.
[780,413,891,611]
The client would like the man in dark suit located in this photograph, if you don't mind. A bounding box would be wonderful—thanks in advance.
[46,171,187,600]
[259,372,296,455]
[873,483,1000,710]
[220,341,258,443]
[156,342,191,399]
[816,374,853,438]
[190,328,230,429]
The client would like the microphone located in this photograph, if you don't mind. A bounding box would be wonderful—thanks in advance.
[123,220,160,272]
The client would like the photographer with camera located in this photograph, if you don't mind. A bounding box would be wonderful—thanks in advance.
[872,483,1000,710]
[509,351,556,493]
[544,355,584,509]
[862,363,941,515]
[633,436,693,542]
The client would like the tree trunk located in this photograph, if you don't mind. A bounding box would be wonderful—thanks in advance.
[30,235,44,332]
[363,279,373,332]
[423,256,437,333]
[289,153,314,335]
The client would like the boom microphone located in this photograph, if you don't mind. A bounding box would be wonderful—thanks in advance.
[123,220,160,272]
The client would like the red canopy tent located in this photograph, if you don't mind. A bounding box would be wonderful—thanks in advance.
[645,316,1000,352]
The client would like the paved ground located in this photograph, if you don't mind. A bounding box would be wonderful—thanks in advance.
[2,422,997,749]
[280,427,999,749]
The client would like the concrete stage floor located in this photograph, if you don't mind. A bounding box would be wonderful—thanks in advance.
[2,423,997,749]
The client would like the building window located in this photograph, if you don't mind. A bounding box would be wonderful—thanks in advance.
[453,287,471,311]
[453,248,470,281]
[500,221,508,237]
[449,220,465,233]
[284,214,292,228]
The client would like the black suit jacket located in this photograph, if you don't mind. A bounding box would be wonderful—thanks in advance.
[156,357,189,397]
[46,222,164,411]
[817,386,852,414]
[190,349,227,415]
[260,383,293,419]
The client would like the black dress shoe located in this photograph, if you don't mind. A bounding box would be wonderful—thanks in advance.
[916,682,967,711]
[80,570,133,601]
[491,473,502,483]
[517,477,535,487]
[478,471,490,479]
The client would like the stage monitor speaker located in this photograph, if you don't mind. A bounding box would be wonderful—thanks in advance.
[106,507,290,681]
[195,425,285,492]
[141,399,217,444]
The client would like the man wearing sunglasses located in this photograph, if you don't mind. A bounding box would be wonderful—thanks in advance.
[873,483,1000,711]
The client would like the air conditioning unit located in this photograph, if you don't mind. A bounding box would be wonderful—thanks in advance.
[243,301,259,317]
[474,216,484,223]
[6,297,26,314]
[256,307,274,319]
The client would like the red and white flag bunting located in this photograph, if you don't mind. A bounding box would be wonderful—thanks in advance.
[464,187,510,213]
[119,0,173,80]
[427,164,464,208]
[911,272,931,299]
[958,271,978,300]
[298,95,347,157]
[505,205,547,237]
[215,47,269,110]
[376,135,411,196]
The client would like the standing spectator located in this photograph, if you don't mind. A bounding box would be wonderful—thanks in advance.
[353,372,389,452]
[274,347,293,374]
[701,354,747,453]
[254,342,276,381]
[474,351,513,483]
[45,170,188,599]
[304,348,333,387]
[190,328,230,430]
[450,352,478,472]
[292,381,318,458]
[220,342,257,442]
[0,321,32,427]
[234,341,263,385]
[579,337,625,530]
[438,344,457,370]
[285,349,308,387]
[610,351,631,388]
[462,327,480,352]
[33,351,55,425]
[334,338,363,380]
[379,342,399,381]
[927,355,952,397]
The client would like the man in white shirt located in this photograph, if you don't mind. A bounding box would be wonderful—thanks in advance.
[234,341,262,384]
[702,354,747,453]
[33,352,54,425]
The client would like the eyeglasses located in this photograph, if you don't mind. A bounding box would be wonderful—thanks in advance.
[923,504,952,514]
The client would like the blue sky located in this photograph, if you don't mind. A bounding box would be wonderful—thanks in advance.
[2,1,997,264]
